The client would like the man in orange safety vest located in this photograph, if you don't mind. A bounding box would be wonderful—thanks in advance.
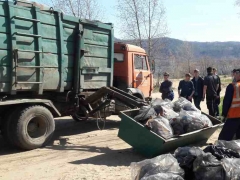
[218,69,240,140]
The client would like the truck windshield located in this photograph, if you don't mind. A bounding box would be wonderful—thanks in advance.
[134,55,148,70]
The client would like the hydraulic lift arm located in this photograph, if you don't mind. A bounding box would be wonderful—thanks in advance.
[85,87,148,116]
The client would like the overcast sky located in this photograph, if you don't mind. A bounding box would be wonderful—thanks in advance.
[37,0,240,42]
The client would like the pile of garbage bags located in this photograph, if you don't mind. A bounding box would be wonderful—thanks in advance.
[131,140,240,180]
[131,154,185,180]
[133,98,213,139]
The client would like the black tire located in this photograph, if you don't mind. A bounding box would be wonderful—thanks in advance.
[1,107,22,147]
[10,105,55,150]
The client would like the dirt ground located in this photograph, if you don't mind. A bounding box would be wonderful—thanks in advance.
[0,84,226,180]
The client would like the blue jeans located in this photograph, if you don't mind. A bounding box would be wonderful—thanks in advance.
[218,118,240,141]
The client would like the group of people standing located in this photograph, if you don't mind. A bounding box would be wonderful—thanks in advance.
[159,67,221,117]
[159,68,240,141]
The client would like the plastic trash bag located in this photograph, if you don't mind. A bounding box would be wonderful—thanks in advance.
[130,154,184,180]
[173,97,200,113]
[147,117,174,139]
[222,158,240,180]
[152,98,173,109]
[173,97,189,111]
[200,114,213,127]
[140,173,184,180]
[179,110,212,133]
[182,102,201,113]
[134,107,156,123]
[162,106,179,120]
[174,147,204,180]
[170,118,185,135]
[204,145,240,160]
[215,140,240,153]
[179,110,205,133]
[193,153,225,180]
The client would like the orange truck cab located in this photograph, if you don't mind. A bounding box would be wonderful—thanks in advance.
[113,42,154,100]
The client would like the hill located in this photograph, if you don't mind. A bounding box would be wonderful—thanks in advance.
[160,37,240,60]
[115,37,240,77]
[115,37,240,60]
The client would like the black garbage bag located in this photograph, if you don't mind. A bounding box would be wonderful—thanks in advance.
[137,163,159,180]
[222,158,240,180]
[174,147,204,180]
[215,140,240,153]
[170,118,185,135]
[193,153,225,180]
[131,154,184,180]
[204,145,240,160]
[179,110,212,133]
[171,114,204,135]
[134,107,156,123]
[140,173,184,180]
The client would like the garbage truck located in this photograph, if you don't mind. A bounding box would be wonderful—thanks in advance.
[0,0,154,150]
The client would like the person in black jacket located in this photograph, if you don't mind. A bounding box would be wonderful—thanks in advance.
[191,69,204,110]
[178,73,195,102]
[213,68,221,116]
[203,67,219,117]
[159,72,174,101]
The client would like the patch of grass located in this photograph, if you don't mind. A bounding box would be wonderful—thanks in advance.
[219,97,224,115]
[220,76,233,87]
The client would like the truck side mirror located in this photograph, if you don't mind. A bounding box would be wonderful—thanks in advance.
[151,60,155,74]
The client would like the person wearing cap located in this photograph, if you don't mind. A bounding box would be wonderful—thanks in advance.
[218,69,240,140]
[178,73,195,102]
[159,72,174,101]
[213,68,221,116]
[191,69,204,110]
[203,67,219,117]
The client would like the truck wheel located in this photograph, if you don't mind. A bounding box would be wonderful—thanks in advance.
[1,109,18,146]
[11,105,55,150]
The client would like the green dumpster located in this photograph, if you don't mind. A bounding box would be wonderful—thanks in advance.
[118,109,223,157]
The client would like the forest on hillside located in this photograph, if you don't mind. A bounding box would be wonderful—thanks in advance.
[116,37,240,78]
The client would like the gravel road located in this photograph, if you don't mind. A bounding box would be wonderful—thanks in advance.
[0,86,226,180]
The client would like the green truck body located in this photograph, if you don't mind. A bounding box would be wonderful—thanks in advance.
[0,0,114,94]
[0,1,152,151]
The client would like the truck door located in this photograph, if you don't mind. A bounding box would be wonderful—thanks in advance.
[133,54,151,98]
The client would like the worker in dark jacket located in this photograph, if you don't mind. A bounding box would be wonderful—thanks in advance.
[191,69,204,110]
[203,67,219,117]
[213,68,221,116]
[159,72,174,101]
[218,69,240,140]
[178,73,195,102]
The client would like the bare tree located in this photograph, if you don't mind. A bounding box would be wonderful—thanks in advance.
[179,42,194,73]
[39,0,104,20]
[116,0,168,59]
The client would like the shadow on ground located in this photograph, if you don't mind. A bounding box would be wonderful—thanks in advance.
[69,147,143,167]
[0,117,121,156]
